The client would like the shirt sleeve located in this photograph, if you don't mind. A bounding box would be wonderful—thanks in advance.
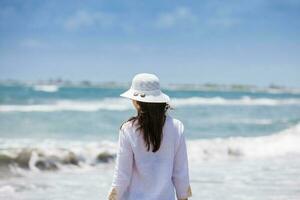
[108,128,133,200]
[172,122,192,199]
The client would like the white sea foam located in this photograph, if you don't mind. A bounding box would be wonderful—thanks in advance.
[188,122,300,162]
[226,118,274,125]
[33,85,59,92]
[204,118,275,125]
[0,99,131,112]
[0,123,299,173]
[0,139,117,173]
[0,185,15,195]
[0,96,300,112]
[171,96,300,106]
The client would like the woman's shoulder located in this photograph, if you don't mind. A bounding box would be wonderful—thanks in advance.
[166,115,184,134]
[120,119,138,133]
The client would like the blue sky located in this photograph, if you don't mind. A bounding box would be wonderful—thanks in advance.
[0,0,300,87]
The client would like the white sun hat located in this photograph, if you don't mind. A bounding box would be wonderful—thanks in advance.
[120,73,170,103]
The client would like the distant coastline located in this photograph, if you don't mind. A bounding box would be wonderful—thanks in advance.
[0,78,299,94]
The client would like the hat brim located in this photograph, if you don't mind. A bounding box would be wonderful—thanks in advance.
[120,89,170,103]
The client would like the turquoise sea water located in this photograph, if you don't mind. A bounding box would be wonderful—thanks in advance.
[0,84,300,199]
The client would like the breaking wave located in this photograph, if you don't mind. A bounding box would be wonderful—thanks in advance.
[0,99,131,112]
[0,140,117,173]
[0,96,300,112]
[188,122,300,161]
[0,123,299,174]
[171,96,300,106]
[32,85,59,93]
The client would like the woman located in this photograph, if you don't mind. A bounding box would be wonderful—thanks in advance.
[107,73,192,200]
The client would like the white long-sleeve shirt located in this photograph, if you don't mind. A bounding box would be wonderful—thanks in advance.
[108,114,192,200]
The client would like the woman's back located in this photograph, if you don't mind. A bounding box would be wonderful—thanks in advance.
[109,114,192,200]
[107,73,192,200]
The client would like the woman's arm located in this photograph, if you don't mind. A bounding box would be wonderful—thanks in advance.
[108,128,133,200]
[172,122,192,200]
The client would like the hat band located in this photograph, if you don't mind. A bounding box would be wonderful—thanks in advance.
[130,88,161,96]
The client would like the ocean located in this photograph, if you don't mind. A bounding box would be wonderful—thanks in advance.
[0,83,300,200]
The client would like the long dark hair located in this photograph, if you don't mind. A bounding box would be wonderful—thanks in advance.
[121,101,171,152]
